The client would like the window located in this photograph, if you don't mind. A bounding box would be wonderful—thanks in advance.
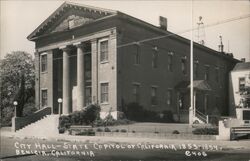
[204,94,209,114]
[167,89,173,105]
[132,83,140,103]
[239,77,246,92]
[85,54,91,80]
[41,54,47,72]
[194,60,199,79]
[204,65,210,80]
[134,44,140,65]
[152,47,158,68]
[181,56,187,75]
[151,86,158,105]
[167,52,173,72]
[41,89,48,107]
[100,40,108,62]
[215,67,219,82]
[85,87,92,106]
[101,83,109,103]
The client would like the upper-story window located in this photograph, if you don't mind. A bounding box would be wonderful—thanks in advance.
[194,60,199,79]
[134,44,140,65]
[239,77,246,92]
[41,54,47,72]
[151,86,158,105]
[167,52,174,72]
[215,67,219,82]
[152,47,158,68]
[181,56,187,75]
[100,40,108,62]
[204,65,210,80]
[132,83,140,103]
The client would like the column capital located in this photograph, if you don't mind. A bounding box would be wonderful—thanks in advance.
[59,45,71,52]
[73,42,85,48]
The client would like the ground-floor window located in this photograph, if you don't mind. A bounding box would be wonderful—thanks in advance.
[41,89,48,107]
[101,82,109,103]
[167,89,173,106]
[132,83,140,103]
[85,86,92,106]
[151,86,158,105]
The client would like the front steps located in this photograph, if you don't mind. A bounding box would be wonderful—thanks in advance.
[16,114,59,137]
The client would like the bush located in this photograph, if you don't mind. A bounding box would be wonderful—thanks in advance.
[172,130,180,134]
[192,127,218,135]
[84,104,101,125]
[132,130,136,133]
[120,129,127,133]
[104,127,111,132]
[96,128,103,132]
[114,129,119,132]
[58,127,66,134]
[75,130,95,136]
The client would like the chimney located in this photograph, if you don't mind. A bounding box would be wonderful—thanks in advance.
[241,58,246,62]
[218,35,224,52]
[159,16,167,31]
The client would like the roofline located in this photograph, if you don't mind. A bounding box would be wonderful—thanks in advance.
[116,12,239,63]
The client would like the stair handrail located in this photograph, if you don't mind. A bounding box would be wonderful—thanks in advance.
[12,107,52,131]
[195,109,208,123]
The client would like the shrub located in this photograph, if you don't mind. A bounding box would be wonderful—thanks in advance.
[132,130,136,133]
[75,130,95,136]
[96,128,103,132]
[84,104,101,125]
[162,110,174,123]
[58,127,66,134]
[172,130,180,134]
[114,129,119,132]
[154,131,159,134]
[104,127,111,132]
[58,115,71,131]
[120,129,127,133]
[192,127,218,135]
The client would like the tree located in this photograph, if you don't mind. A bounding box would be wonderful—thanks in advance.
[0,51,35,126]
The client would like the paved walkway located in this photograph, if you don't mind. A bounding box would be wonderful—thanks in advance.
[1,127,250,152]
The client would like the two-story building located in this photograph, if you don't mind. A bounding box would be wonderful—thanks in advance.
[28,2,239,122]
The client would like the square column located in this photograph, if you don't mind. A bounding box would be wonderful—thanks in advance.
[74,42,86,109]
[60,46,71,115]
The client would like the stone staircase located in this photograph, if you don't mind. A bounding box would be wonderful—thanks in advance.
[16,114,59,137]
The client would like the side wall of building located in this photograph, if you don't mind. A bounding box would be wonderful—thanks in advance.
[116,19,237,121]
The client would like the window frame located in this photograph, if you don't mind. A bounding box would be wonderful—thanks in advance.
[167,89,173,106]
[100,82,109,104]
[151,86,158,105]
[181,56,187,75]
[204,65,210,81]
[239,77,246,93]
[41,89,48,107]
[99,38,109,63]
[152,47,158,68]
[132,83,140,103]
[167,52,174,72]
[40,53,47,73]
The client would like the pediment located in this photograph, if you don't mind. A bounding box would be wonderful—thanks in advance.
[28,2,117,40]
[50,14,94,33]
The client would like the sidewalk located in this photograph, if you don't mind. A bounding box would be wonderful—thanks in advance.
[1,127,250,152]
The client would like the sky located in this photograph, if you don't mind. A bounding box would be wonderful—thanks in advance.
[0,0,249,61]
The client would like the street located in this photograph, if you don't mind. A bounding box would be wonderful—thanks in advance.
[1,135,250,161]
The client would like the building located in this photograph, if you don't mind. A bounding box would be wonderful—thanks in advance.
[28,2,239,123]
[229,61,250,116]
